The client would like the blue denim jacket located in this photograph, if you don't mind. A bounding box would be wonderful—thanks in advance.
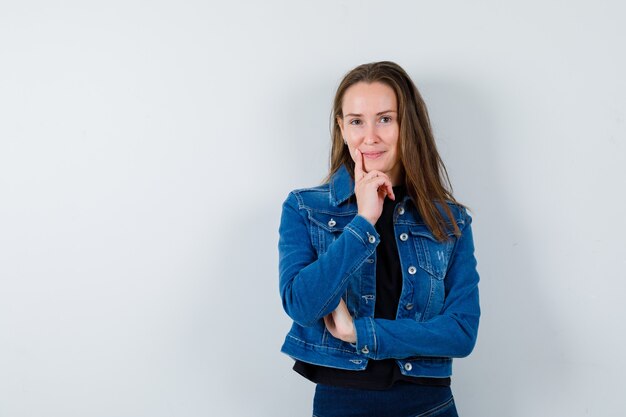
[278,164,480,378]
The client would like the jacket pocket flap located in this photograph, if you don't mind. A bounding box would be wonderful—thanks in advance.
[308,211,355,232]
[409,224,458,241]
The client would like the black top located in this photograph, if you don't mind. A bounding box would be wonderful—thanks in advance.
[293,184,451,390]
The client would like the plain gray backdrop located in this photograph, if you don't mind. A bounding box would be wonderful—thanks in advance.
[1,1,625,416]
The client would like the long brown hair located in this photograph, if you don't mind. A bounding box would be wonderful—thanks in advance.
[324,61,465,241]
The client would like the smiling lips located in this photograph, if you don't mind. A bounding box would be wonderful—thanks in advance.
[361,151,385,159]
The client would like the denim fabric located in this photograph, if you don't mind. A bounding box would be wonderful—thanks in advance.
[278,164,480,378]
[313,382,458,417]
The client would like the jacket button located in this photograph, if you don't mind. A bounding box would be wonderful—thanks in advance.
[361,346,369,354]
[404,362,413,371]
[328,219,336,227]
[405,303,414,310]
[399,233,408,241]
[398,206,405,215]
[368,235,376,244]
[408,266,417,274]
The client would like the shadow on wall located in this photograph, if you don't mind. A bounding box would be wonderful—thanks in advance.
[202,74,340,416]
[421,76,570,415]
[208,200,313,416]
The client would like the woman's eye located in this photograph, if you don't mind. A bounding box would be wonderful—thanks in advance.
[349,119,362,125]
[380,116,392,123]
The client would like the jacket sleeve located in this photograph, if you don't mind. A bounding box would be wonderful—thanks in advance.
[278,191,380,327]
[352,209,481,359]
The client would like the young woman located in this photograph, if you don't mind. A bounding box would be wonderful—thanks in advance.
[278,61,480,417]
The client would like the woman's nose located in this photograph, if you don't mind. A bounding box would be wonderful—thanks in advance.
[363,126,378,145]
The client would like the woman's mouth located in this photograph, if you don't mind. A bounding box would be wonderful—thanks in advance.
[362,151,384,159]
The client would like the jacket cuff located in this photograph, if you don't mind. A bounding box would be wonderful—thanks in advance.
[345,214,380,248]
[354,317,377,358]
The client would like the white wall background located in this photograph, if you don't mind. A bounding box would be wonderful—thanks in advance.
[1,1,624,416]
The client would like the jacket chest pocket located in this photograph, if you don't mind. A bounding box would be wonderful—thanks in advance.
[409,226,456,280]
[308,210,356,255]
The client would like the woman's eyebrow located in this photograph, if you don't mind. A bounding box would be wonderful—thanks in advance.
[344,110,397,117]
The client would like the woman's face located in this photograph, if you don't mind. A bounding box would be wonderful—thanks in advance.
[338,81,403,185]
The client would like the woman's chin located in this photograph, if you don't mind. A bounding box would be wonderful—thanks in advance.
[364,161,388,173]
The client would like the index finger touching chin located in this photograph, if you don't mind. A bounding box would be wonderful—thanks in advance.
[354,149,366,179]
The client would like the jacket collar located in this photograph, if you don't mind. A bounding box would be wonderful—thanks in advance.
[329,164,355,207]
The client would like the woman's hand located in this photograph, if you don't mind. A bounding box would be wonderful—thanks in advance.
[323,298,356,344]
[354,149,395,226]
